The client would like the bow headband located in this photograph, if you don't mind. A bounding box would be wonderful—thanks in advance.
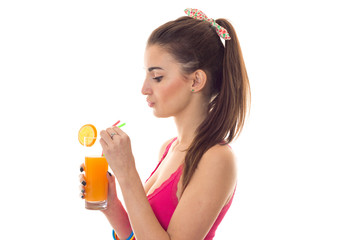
[184,8,231,40]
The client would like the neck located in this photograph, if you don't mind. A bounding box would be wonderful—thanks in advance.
[173,97,208,151]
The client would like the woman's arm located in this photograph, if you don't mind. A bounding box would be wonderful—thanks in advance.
[101,173,133,239]
[102,138,173,240]
[100,128,171,240]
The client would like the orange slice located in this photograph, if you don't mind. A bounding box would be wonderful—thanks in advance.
[78,124,97,147]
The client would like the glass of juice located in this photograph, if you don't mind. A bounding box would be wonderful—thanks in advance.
[83,137,108,210]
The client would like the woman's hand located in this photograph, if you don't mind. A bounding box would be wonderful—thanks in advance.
[78,163,119,210]
[99,126,136,177]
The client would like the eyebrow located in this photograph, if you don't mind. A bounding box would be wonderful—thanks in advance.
[148,67,164,72]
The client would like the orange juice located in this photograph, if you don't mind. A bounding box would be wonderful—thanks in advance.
[85,156,108,202]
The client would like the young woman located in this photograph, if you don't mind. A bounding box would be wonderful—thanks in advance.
[79,9,250,240]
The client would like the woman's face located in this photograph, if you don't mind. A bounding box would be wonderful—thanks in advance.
[142,45,192,118]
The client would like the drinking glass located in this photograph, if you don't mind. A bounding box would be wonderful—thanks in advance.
[83,137,108,210]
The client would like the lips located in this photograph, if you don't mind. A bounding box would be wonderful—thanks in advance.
[146,98,155,107]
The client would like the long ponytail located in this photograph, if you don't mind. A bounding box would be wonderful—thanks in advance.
[182,19,250,193]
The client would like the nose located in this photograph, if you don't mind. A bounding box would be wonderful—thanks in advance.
[141,78,152,95]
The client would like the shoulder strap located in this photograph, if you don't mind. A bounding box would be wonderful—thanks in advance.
[159,137,177,163]
[145,137,177,183]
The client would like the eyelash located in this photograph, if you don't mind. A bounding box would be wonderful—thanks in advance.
[152,76,163,82]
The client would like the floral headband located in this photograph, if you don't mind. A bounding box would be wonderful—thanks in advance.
[184,8,231,40]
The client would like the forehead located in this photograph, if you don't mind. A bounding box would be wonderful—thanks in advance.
[144,45,178,70]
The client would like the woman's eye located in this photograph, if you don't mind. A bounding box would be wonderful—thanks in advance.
[152,76,163,82]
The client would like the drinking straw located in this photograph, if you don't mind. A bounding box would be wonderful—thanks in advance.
[112,120,120,126]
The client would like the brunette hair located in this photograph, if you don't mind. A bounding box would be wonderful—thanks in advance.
[147,16,251,194]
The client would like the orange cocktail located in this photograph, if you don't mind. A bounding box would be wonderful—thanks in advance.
[79,125,110,210]
[85,156,108,203]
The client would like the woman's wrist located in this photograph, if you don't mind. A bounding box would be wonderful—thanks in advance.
[101,197,121,215]
[113,162,138,185]
[113,229,134,240]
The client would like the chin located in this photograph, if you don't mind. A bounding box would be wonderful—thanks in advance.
[153,109,172,118]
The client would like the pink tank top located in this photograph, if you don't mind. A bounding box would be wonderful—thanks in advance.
[146,138,235,239]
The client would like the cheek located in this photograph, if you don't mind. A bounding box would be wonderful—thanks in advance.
[160,78,187,101]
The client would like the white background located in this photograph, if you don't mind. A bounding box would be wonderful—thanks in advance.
[0,0,359,239]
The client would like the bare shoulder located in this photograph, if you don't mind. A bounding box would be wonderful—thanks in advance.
[157,137,176,162]
[192,143,237,199]
[199,144,237,178]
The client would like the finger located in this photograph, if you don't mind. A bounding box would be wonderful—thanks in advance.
[79,183,86,199]
[112,126,126,136]
[106,127,117,135]
[79,174,86,186]
[107,171,115,183]
[106,127,118,139]
[106,171,117,196]
[79,184,85,194]
[99,138,108,151]
[100,130,112,144]
[79,192,85,199]
[80,163,85,172]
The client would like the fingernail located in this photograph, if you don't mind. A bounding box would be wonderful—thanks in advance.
[80,166,84,172]
[81,195,84,199]
[81,189,85,193]
[82,180,86,186]
[107,171,112,177]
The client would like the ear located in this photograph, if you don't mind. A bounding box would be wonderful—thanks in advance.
[190,69,207,93]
